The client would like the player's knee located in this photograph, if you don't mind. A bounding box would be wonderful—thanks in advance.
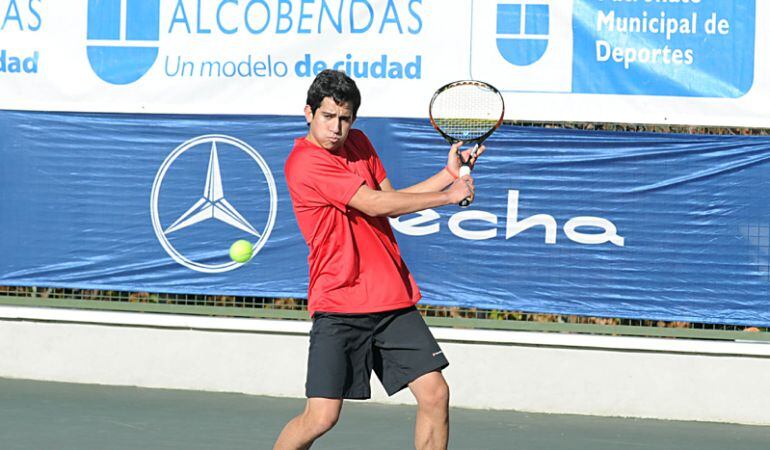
[417,377,450,411]
[304,408,340,436]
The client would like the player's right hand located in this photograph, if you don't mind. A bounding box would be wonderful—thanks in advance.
[447,174,474,204]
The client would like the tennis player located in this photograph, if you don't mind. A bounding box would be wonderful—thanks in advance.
[275,69,482,450]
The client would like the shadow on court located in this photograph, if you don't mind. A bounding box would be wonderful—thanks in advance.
[0,378,768,450]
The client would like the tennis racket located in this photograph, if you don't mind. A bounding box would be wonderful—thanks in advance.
[429,80,505,207]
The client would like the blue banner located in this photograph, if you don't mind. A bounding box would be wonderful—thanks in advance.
[572,0,755,97]
[2,111,770,326]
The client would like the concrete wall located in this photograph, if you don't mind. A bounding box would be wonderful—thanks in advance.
[1,306,769,425]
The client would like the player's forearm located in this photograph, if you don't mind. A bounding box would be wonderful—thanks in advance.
[397,168,456,194]
[351,188,453,218]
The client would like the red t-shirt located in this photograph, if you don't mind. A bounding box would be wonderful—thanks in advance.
[284,129,421,314]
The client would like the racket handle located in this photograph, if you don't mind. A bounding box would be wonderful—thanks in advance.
[457,143,478,208]
[458,164,472,207]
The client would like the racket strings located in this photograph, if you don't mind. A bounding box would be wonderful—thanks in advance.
[431,85,503,141]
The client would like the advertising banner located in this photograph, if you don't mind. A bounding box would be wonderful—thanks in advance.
[0,0,768,126]
[2,110,770,326]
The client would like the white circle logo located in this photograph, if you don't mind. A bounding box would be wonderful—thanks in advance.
[150,135,277,273]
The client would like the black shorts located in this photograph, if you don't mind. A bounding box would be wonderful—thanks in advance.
[305,306,449,399]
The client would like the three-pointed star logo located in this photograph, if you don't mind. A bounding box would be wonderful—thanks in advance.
[150,134,277,273]
[163,142,260,237]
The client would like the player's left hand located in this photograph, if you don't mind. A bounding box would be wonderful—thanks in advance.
[445,141,485,178]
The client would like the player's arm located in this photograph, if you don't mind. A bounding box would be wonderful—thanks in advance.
[381,142,485,194]
[349,175,474,218]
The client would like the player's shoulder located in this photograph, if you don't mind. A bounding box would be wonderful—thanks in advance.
[347,128,370,145]
[285,138,315,175]
[345,128,377,155]
[286,138,340,184]
[287,138,321,164]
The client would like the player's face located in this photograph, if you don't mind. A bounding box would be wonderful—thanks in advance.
[304,97,355,151]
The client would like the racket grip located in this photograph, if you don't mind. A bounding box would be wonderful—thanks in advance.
[458,164,472,207]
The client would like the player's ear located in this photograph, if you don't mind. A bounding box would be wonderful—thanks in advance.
[304,105,313,126]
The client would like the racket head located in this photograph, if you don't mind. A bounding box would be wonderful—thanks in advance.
[428,80,505,146]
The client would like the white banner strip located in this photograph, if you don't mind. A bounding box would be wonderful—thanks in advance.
[0,0,768,126]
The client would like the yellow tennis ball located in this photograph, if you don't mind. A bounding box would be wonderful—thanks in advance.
[229,240,253,263]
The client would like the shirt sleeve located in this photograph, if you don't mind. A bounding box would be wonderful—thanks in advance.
[350,129,388,185]
[371,147,388,185]
[286,148,365,211]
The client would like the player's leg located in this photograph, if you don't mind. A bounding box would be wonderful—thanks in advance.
[409,370,450,450]
[273,397,343,450]
[274,311,376,449]
[372,307,450,450]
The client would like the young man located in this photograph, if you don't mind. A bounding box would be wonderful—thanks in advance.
[276,69,482,450]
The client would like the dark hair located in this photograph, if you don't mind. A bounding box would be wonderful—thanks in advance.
[306,69,361,118]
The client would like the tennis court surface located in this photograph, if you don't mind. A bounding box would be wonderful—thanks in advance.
[1,378,768,450]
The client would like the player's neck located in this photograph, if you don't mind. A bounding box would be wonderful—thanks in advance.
[305,134,321,148]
